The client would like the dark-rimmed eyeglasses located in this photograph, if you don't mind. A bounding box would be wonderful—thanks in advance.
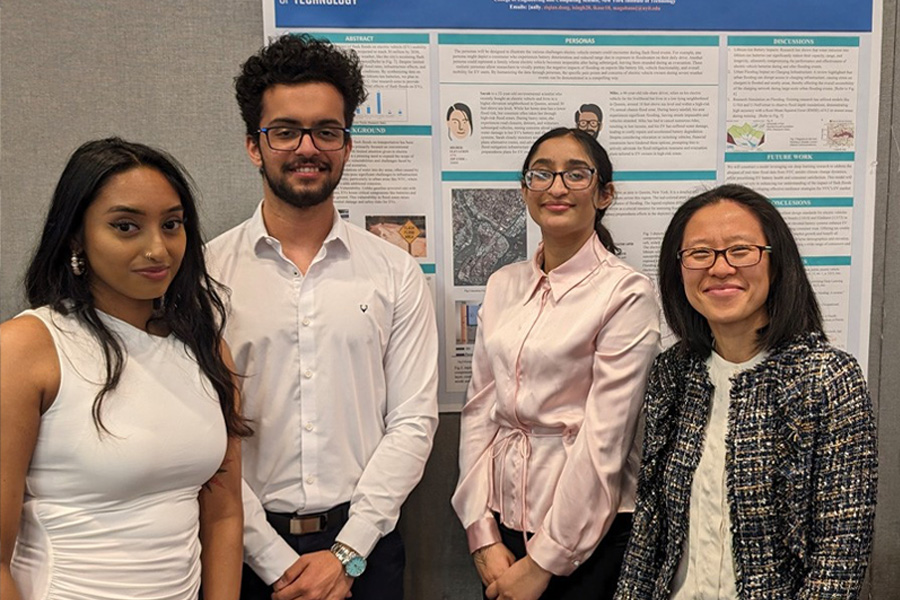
[257,126,350,152]
[523,168,596,191]
[678,244,772,270]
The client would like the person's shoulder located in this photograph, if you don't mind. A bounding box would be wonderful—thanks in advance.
[772,332,858,371]
[761,333,869,406]
[653,344,690,372]
[601,250,654,289]
[588,254,657,315]
[486,258,532,286]
[1,309,58,367]
[475,260,532,306]
[807,337,866,382]
[808,334,857,362]
[205,216,256,280]
[207,217,253,255]
[1,308,63,412]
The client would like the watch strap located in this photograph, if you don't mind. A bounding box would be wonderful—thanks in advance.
[331,542,366,577]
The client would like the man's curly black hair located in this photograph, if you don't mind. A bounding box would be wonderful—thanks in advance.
[235,34,368,136]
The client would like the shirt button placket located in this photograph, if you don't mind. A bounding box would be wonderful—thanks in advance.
[296,271,318,507]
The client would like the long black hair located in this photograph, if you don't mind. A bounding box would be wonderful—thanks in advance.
[25,137,251,438]
[521,127,619,254]
[658,183,824,357]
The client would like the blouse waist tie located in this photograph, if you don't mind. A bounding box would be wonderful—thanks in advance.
[488,423,575,546]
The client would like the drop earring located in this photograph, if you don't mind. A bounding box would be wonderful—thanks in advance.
[70,251,85,276]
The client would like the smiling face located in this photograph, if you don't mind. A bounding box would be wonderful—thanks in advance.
[448,109,471,139]
[680,200,771,343]
[522,134,610,246]
[79,166,186,328]
[248,82,352,210]
[576,112,601,138]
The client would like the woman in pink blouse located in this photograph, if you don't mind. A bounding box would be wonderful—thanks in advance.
[452,127,661,600]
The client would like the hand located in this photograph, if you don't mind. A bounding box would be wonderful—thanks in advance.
[484,555,552,600]
[472,542,515,587]
[271,550,353,600]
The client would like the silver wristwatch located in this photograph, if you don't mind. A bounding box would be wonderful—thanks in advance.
[331,542,367,577]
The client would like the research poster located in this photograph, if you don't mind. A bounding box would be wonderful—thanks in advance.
[263,0,882,409]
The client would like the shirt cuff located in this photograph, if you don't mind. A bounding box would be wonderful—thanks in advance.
[336,514,383,558]
[466,516,502,553]
[526,528,586,577]
[246,535,300,585]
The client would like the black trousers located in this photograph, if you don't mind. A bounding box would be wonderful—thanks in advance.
[240,511,405,600]
[484,512,632,600]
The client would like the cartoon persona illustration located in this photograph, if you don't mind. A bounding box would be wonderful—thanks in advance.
[447,103,473,140]
[575,103,603,139]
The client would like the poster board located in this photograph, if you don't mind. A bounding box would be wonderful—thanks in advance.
[263,0,883,409]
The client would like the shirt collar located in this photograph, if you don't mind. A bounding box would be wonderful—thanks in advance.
[524,234,607,304]
[247,200,350,256]
[246,201,269,252]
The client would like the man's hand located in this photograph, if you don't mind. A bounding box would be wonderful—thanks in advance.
[484,555,552,600]
[271,550,353,600]
[472,542,515,587]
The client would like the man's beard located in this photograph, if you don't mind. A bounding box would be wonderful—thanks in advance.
[260,156,343,209]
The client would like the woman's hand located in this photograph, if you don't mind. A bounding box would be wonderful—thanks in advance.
[472,542,515,588]
[484,555,552,600]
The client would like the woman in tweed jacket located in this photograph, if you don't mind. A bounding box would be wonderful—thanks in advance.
[615,184,877,600]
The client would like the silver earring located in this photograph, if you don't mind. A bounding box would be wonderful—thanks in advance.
[70,251,85,276]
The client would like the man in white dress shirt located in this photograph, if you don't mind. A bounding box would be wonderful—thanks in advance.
[206,34,439,600]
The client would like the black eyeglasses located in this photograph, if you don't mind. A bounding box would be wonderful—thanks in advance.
[523,168,597,191]
[258,126,350,152]
[678,244,772,270]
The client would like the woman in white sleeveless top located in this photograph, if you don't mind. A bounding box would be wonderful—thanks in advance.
[0,138,251,599]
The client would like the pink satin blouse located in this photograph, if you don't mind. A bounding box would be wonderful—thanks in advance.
[451,234,660,576]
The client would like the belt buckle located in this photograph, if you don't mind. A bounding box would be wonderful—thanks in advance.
[289,514,326,535]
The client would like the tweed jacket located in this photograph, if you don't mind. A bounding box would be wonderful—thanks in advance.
[615,332,877,600]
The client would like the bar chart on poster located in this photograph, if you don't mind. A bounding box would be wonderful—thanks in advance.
[357,89,408,120]
[262,0,883,409]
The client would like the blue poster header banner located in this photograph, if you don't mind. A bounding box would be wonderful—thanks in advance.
[725,151,855,162]
[728,35,861,47]
[616,170,717,181]
[803,256,852,266]
[442,171,521,182]
[273,0,872,33]
[439,33,718,45]
[440,170,717,181]
[771,197,854,208]
[351,125,432,136]
[311,32,430,44]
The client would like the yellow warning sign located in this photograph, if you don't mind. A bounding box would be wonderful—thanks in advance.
[399,220,421,244]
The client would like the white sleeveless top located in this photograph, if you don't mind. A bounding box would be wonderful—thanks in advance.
[10,307,227,600]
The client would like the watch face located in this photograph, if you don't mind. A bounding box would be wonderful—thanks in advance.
[345,555,366,577]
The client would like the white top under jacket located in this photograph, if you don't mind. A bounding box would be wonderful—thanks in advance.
[671,350,766,600]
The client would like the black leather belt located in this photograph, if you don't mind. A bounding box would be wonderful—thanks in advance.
[266,502,350,536]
